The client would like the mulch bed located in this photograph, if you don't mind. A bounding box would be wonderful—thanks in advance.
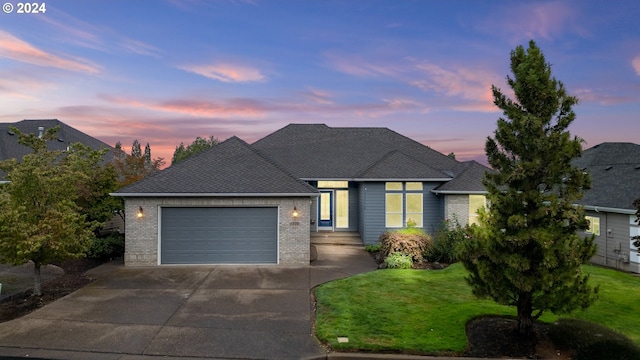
[0,258,103,323]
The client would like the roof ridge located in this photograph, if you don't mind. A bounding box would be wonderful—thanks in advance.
[384,127,459,169]
[353,150,399,178]
[240,138,318,193]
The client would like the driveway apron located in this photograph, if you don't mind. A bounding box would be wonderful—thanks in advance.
[0,244,377,359]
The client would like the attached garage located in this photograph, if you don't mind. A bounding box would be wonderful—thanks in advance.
[112,136,317,266]
[160,207,278,264]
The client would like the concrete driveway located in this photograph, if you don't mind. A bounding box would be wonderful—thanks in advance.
[0,244,378,360]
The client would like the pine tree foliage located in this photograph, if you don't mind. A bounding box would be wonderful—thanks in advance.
[459,40,598,335]
[171,135,218,165]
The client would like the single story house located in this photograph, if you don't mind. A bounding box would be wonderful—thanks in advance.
[573,142,640,273]
[114,124,489,266]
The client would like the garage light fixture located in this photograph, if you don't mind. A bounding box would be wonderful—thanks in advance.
[137,206,144,218]
[292,206,299,218]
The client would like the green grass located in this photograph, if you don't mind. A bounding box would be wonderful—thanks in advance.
[314,263,640,355]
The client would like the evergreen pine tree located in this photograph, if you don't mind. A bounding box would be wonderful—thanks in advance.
[459,40,598,335]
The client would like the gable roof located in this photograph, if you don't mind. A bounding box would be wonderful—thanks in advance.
[0,119,114,180]
[252,124,457,180]
[115,136,318,196]
[572,142,640,212]
[355,150,452,180]
[432,160,491,194]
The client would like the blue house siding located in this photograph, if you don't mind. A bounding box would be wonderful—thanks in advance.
[357,181,446,245]
[423,182,445,234]
[359,182,386,245]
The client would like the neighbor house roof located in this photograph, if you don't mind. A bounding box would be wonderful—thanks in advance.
[252,124,457,180]
[432,160,491,194]
[0,119,114,180]
[114,136,319,197]
[573,142,640,213]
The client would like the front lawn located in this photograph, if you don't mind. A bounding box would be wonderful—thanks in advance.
[314,263,640,355]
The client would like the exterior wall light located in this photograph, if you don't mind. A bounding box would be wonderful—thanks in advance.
[292,206,299,218]
[137,206,144,218]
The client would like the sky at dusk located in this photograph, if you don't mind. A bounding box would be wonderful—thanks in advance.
[1,0,639,166]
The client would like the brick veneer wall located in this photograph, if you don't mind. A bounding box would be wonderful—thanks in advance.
[123,197,311,266]
[444,194,469,226]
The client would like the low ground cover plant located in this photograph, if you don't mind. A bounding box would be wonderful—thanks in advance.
[314,263,640,357]
[384,252,413,269]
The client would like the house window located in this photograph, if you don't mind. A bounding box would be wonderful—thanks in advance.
[406,193,423,227]
[468,195,487,225]
[320,192,331,221]
[585,216,600,236]
[385,182,423,228]
[385,182,403,191]
[385,193,403,227]
[318,181,348,188]
[336,190,349,228]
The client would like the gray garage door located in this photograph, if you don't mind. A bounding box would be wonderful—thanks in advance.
[161,207,278,264]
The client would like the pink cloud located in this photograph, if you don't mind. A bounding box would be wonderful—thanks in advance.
[98,94,269,117]
[411,62,498,112]
[0,30,100,74]
[485,2,587,42]
[300,89,335,105]
[39,14,108,52]
[633,55,640,76]
[179,63,266,82]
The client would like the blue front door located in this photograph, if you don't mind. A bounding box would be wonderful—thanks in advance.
[318,190,333,229]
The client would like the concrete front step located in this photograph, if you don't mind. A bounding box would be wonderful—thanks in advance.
[310,232,363,245]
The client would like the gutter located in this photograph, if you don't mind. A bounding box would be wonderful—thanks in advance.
[300,178,453,182]
[431,190,488,195]
[111,192,320,198]
[349,178,453,182]
[581,205,636,215]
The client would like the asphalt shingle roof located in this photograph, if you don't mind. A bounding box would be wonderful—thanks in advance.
[433,160,492,193]
[572,142,640,211]
[252,124,458,180]
[0,119,114,179]
[116,136,318,195]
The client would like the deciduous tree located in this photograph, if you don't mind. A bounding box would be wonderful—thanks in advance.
[459,40,598,335]
[0,128,95,295]
[112,140,165,187]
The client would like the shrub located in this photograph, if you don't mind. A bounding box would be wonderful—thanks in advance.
[365,243,381,253]
[427,219,469,263]
[384,252,413,269]
[87,232,125,261]
[379,228,432,263]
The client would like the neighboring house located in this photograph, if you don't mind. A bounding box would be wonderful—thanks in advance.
[114,124,489,266]
[0,119,122,232]
[0,119,114,179]
[573,142,640,273]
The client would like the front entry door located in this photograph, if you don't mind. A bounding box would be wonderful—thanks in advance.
[318,190,333,229]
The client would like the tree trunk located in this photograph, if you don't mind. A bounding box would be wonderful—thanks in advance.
[517,292,533,336]
[33,261,42,296]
